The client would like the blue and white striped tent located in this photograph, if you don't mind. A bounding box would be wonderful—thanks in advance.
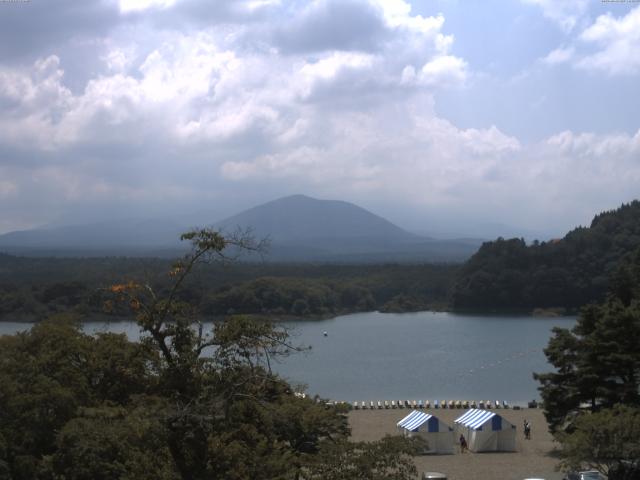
[454,409,516,452]
[397,411,454,454]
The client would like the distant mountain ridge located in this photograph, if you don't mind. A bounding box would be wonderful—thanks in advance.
[0,195,481,262]
[216,194,419,242]
[0,218,185,249]
[214,194,480,261]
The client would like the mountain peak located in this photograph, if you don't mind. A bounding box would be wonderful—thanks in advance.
[216,195,414,242]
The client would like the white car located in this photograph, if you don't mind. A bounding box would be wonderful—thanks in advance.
[563,471,604,480]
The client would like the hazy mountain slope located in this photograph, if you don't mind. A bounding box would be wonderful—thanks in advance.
[0,219,186,251]
[0,195,481,261]
[215,194,419,242]
[214,194,481,261]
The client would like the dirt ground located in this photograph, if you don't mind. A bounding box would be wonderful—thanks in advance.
[349,407,564,480]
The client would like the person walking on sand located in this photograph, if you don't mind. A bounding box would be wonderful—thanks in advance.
[524,421,531,440]
[459,434,468,453]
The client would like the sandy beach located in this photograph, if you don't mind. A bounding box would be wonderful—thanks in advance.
[349,407,563,480]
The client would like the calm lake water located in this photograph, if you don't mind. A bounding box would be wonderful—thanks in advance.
[0,311,575,405]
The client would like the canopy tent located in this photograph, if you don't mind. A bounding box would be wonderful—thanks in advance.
[397,410,454,454]
[454,409,516,452]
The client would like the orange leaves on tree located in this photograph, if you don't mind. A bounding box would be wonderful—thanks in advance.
[109,281,141,293]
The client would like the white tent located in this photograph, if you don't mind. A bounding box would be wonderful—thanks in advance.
[396,410,455,454]
[454,409,516,452]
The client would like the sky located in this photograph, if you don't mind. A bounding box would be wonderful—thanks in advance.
[0,0,639,238]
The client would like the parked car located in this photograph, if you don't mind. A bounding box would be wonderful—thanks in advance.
[563,471,604,480]
[422,472,447,479]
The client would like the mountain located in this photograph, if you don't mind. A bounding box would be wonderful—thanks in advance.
[214,195,480,261]
[215,194,418,242]
[0,218,187,256]
[0,195,481,261]
[451,200,640,311]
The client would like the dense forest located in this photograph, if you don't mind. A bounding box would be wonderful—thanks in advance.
[0,255,455,321]
[451,201,640,311]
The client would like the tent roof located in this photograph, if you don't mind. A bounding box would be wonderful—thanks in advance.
[397,410,434,432]
[454,409,503,430]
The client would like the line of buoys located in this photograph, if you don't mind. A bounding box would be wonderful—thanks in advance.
[349,399,525,410]
[454,348,540,379]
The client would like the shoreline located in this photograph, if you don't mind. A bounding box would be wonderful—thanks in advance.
[0,305,579,324]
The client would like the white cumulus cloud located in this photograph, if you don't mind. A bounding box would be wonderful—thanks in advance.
[577,6,640,75]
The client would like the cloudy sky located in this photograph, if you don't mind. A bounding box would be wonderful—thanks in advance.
[1,0,639,237]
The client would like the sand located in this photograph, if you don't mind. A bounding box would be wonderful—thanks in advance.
[349,407,564,480]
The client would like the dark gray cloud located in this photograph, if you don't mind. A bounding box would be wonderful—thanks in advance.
[141,0,276,31]
[273,0,388,54]
[0,0,120,64]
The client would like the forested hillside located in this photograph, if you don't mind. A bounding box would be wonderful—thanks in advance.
[0,255,455,320]
[451,201,640,311]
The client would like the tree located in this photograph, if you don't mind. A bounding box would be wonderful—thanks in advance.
[303,435,424,480]
[104,228,418,480]
[556,405,640,480]
[0,314,157,480]
[0,228,420,480]
[535,302,640,430]
[535,247,640,479]
[535,246,640,433]
[451,201,640,311]
[53,402,177,480]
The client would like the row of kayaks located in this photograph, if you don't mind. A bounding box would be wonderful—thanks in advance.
[352,399,510,410]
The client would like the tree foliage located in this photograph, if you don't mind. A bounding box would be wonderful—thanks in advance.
[0,315,157,480]
[535,247,640,478]
[0,228,419,480]
[535,247,640,432]
[556,405,640,480]
[451,201,640,311]
[0,252,455,320]
[304,435,423,480]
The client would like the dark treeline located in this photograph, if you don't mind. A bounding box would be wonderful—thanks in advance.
[451,201,640,311]
[0,255,456,320]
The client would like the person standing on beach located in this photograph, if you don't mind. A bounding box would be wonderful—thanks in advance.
[524,421,531,440]
[459,434,468,453]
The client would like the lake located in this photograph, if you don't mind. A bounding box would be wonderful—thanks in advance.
[0,311,575,405]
